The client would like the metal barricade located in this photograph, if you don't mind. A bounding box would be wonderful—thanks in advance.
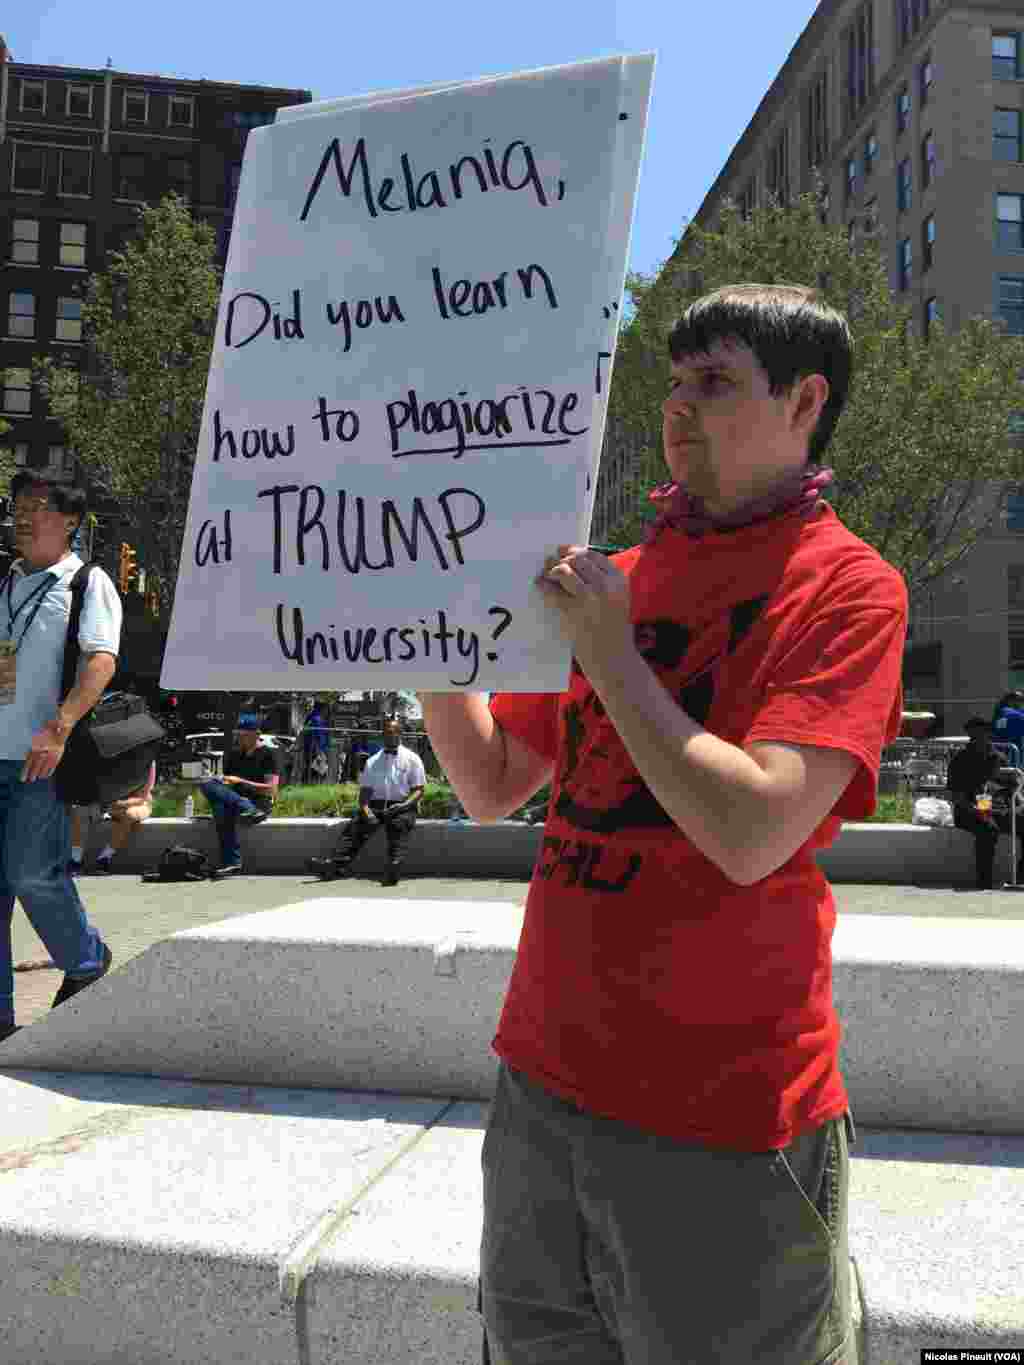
[880,738,1023,801]
[290,726,440,786]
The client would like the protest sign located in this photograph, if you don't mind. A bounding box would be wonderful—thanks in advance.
[161,54,654,692]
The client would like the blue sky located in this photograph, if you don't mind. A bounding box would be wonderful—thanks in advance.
[9,0,819,277]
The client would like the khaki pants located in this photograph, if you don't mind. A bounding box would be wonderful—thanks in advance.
[479,1062,855,1365]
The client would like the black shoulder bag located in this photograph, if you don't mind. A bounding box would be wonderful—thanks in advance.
[53,564,166,806]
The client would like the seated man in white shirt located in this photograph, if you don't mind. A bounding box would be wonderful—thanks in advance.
[308,717,425,886]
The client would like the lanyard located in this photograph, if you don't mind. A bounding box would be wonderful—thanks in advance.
[2,570,59,655]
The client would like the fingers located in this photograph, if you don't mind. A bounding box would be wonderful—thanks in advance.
[21,752,58,783]
[540,546,609,591]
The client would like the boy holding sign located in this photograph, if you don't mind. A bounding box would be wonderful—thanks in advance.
[422,285,906,1365]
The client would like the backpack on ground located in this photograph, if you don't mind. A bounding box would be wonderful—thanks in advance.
[141,844,213,883]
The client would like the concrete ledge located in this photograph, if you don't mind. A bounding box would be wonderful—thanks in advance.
[86,817,542,879]
[2,904,1021,1134]
[78,817,1006,885]
[0,1069,1020,1364]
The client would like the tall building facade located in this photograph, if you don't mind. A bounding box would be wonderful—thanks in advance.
[0,39,309,484]
[592,0,1024,730]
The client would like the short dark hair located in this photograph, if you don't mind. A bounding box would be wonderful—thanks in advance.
[10,471,87,536]
[667,284,854,464]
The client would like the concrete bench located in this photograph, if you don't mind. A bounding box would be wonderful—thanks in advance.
[2,903,1022,1135]
[2,900,1021,1363]
[72,815,1024,885]
[0,1068,1019,1365]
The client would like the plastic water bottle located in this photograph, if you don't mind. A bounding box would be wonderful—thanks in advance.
[184,795,195,819]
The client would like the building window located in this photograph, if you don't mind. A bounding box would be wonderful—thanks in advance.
[8,442,29,469]
[846,155,859,199]
[898,157,913,212]
[738,179,756,221]
[845,2,875,128]
[59,222,88,268]
[168,94,194,128]
[228,110,275,130]
[226,161,242,212]
[59,149,92,197]
[47,445,74,478]
[806,70,829,169]
[11,219,40,265]
[56,297,83,343]
[899,238,913,291]
[924,296,940,337]
[19,80,45,114]
[767,129,790,205]
[995,108,1023,162]
[901,0,931,45]
[998,194,1024,250]
[166,156,192,202]
[864,196,878,233]
[919,58,934,106]
[11,144,46,194]
[118,153,147,201]
[66,84,93,117]
[8,292,36,339]
[2,369,32,416]
[923,214,936,270]
[998,275,1024,334]
[897,85,911,136]
[123,89,149,123]
[922,132,936,187]
[1010,627,1024,682]
[994,34,1023,82]
[864,130,879,177]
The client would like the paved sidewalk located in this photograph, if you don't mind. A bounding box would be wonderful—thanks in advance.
[12,873,1024,1030]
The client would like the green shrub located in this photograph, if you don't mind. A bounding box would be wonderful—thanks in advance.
[153,782,916,824]
[154,780,458,819]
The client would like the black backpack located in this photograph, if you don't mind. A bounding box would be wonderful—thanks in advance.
[55,565,166,806]
[142,844,213,883]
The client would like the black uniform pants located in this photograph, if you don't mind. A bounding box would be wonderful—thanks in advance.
[334,800,416,870]
[953,807,1024,887]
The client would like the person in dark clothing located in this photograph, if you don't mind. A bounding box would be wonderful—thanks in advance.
[199,716,280,880]
[303,703,330,783]
[947,716,1024,889]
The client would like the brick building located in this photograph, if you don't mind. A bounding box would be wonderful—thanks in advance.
[0,36,309,485]
[590,1,1024,728]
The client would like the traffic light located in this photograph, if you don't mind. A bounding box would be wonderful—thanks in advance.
[118,542,138,594]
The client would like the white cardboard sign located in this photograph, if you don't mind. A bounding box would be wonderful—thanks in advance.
[161,54,654,693]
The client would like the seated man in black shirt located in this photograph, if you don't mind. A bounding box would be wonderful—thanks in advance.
[946,716,1024,889]
[198,716,280,880]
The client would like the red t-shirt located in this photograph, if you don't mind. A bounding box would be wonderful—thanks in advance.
[489,503,907,1150]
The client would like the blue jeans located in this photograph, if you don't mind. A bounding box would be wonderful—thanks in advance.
[200,779,261,867]
[0,761,107,1030]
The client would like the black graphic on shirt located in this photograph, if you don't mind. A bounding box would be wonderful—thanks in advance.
[551,597,771,846]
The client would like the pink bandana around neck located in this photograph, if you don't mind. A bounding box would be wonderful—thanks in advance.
[644,466,835,543]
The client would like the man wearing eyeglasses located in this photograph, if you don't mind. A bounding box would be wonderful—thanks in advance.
[0,473,121,1044]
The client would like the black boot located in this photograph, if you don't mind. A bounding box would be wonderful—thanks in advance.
[382,864,401,887]
[307,857,351,882]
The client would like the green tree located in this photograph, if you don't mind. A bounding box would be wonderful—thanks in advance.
[35,194,220,622]
[0,417,16,499]
[603,187,1024,600]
